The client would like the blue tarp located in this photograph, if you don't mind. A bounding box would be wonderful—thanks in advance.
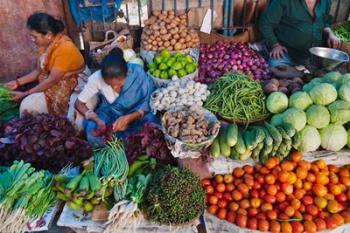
[69,0,121,27]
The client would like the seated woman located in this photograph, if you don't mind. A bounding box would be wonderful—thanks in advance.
[75,48,158,146]
[5,13,85,116]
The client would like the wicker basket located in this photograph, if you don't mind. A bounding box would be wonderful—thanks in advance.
[332,21,350,71]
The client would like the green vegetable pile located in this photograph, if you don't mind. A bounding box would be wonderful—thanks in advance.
[266,71,350,152]
[140,166,205,225]
[0,161,56,233]
[334,22,350,43]
[204,73,267,123]
[0,85,18,123]
[148,49,198,79]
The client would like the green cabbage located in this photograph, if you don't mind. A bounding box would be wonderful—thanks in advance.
[320,124,347,151]
[282,108,307,131]
[309,83,337,105]
[289,91,313,110]
[266,92,288,114]
[339,82,350,102]
[323,71,341,84]
[328,100,350,125]
[337,74,350,88]
[270,113,284,126]
[306,105,330,129]
[294,125,321,152]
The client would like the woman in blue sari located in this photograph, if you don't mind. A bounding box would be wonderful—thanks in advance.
[75,48,158,146]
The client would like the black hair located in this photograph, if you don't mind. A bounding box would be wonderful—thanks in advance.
[101,48,128,79]
[27,12,65,35]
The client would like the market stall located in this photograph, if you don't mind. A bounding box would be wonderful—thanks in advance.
[2,2,350,232]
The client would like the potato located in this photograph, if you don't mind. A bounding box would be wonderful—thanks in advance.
[160,28,167,35]
[269,78,279,86]
[279,79,291,87]
[169,10,175,15]
[173,34,180,39]
[169,23,176,29]
[185,35,192,42]
[158,41,163,46]
[168,46,174,51]
[159,46,165,51]
[153,10,161,16]
[164,41,170,47]
[151,24,160,31]
[154,30,160,37]
[162,34,171,41]
[181,44,187,50]
[180,19,187,25]
[151,46,157,51]
[179,14,186,19]
[168,14,175,20]
[152,40,157,46]
[160,21,166,27]
[170,39,177,45]
[278,87,289,94]
[180,32,187,38]
[161,10,168,15]
[156,37,161,42]
[179,38,185,43]
[264,83,279,93]
[186,42,192,47]
[174,43,182,50]
[144,44,152,50]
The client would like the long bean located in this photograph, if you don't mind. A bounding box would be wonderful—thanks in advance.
[334,22,350,43]
[204,73,267,124]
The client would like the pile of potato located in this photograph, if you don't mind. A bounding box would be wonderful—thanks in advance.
[142,10,200,52]
[262,77,304,96]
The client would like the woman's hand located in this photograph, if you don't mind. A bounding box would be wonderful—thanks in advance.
[270,43,288,59]
[95,118,106,131]
[113,115,131,132]
[11,91,28,102]
[5,80,19,91]
[328,33,341,49]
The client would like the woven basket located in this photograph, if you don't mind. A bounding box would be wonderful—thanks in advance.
[332,22,350,71]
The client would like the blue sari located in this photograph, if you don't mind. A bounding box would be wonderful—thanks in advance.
[84,63,159,146]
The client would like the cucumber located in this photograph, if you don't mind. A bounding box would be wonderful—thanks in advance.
[226,123,238,147]
[261,143,273,159]
[283,123,296,138]
[210,138,221,158]
[230,147,240,160]
[261,127,273,146]
[252,143,264,162]
[251,127,266,144]
[276,126,290,141]
[235,131,246,154]
[277,142,287,160]
[292,132,301,149]
[243,130,256,151]
[240,150,252,161]
[219,127,231,157]
[265,122,282,144]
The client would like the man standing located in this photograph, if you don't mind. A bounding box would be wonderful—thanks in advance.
[259,0,341,67]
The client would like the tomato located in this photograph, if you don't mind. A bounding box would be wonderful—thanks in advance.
[306,173,316,183]
[291,199,301,210]
[252,181,261,190]
[276,191,286,202]
[303,181,312,191]
[250,197,261,208]
[223,192,233,202]
[299,160,312,171]
[327,200,341,214]
[265,174,276,184]
[228,202,239,211]
[238,183,249,195]
[205,185,214,194]
[326,216,338,229]
[341,211,350,223]
[208,205,218,214]
[279,213,289,220]
[272,166,282,177]
[243,165,254,174]
[294,189,306,199]
[226,211,236,223]
[318,211,328,219]
[303,220,317,233]
[217,199,227,208]
[256,212,267,220]
[291,221,304,233]
[232,190,243,201]
[299,204,306,213]
[216,208,227,220]
[294,210,303,219]
[328,164,338,173]
[339,168,350,177]
[306,205,319,216]
[244,176,254,187]
[261,203,273,212]
[247,218,258,230]
[267,184,278,196]
[247,207,258,217]
[311,164,319,173]
[264,194,276,204]
[216,183,226,193]
[278,202,289,211]
[281,222,292,233]
[314,197,327,209]
[233,167,245,178]
[291,151,303,162]
[270,220,281,233]
[287,172,297,184]
[223,174,233,184]
[278,171,290,183]
[303,214,313,221]
[281,183,294,195]
[215,175,224,184]
[259,166,270,175]
[225,183,234,192]
[239,199,250,209]
[266,157,277,169]
[201,178,211,186]
[237,208,248,216]
[251,189,259,198]
[234,178,243,186]
[302,195,314,205]
[336,193,347,203]
[316,173,329,185]
[312,184,328,197]
[208,195,218,205]
[259,190,267,199]
[214,192,223,199]
[340,176,350,186]
[294,179,303,189]
[330,184,342,195]
[281,161,295,171]
[255,174,265,184]
[324,193,335,201]
[333,213,345,225]
[266,210,277,220]
[329,172,339,184]
[314,159,326,169]
[285,206,295,217]
[314,218,327,231]
[235,214,248,228]
[258,219,269,232]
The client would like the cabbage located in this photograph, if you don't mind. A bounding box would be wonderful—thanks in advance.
[337,74,350,88]
[323,71,341,83]
[270,113,284,126]
[128,57,144,67]
[305,105,330,129]
[320,124,347,151]
[339,82,350,102]
[328,100,350,125]
[294,125,321,152]
[282,108,307,131]
[123,49,136,62]
[303,82,319,92]
[266,92,288,114]
[289,91,313,110]
[309,83,337,105]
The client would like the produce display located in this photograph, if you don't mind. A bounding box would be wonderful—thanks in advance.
[124,122,175,165]
[203,153,350,233]
[267,72,350,152]
[0,85,18,123]
[333,22,350,43]
[0,114,92,173]
[140,166,205,225]
[141,10,199,52]
[262,77,304,95]
[0,161,56,233]
[150,78,209,113]
[210,122,295,163]
[163,107,220,144]
[204,73,268,123]
[148,50,198,79]
[128,155,157,177]
[196,42,270,84]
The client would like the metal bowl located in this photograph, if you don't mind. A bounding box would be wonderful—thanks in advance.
[309,47,349,70]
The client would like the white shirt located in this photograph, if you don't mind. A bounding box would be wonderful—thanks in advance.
[78,70,119,104]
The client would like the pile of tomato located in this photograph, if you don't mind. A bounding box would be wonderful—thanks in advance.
[202,152,350,232]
